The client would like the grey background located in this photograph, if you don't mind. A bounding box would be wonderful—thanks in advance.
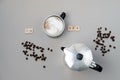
[0,0,120,80]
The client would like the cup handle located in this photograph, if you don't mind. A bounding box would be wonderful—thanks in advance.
[60,12,66,20]
[89,61,103,72]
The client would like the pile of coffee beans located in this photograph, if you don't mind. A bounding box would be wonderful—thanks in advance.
[21,41,53,68]
[93,27,116,56]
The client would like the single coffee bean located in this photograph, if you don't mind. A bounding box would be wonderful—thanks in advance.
[36,46,39,49]
[103,45,106,47]
[41,54,44,57]
[42,48,44,50]
[33,45,36,48]
[26,54,29,56]
[30,54,33,56]
[98,28,100,31]
[43,65,46,68]
[100,48,102,51]
[40,50,43,52]
[39,56,41,58]
[24,53,27,55]
[102,53,105,56]
[113,39,115,42]
[25,41,28,44]
[112,36,115,38]
[113,46,116,49]
[105,27,107,31]
[107,49,110,52]
[48,48,50,50]
[33,52,35,54]
[21,42,24,45]
[44,57,47,60]
[96,45,99,47]
[35,58,37,61]
[103,48,105,50]
[95,48,97,50]
[28,42,31,44]
[26,57,28,60]
[102,40,105,43]
[101,47,103,49]
[50,49,53,52]
[96,37,98,40]
[109,45,112,48]
[93,40,96,42]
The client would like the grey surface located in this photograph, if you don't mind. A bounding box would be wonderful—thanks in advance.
[0,0,120,80]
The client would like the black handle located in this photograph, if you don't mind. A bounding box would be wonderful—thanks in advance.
[60,12,66,20]
[61,47,65,51]
[89,63,103,72]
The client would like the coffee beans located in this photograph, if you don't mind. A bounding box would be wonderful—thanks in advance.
[21,41,53,68]
[93,27,116,56]
[47,47,53,52]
